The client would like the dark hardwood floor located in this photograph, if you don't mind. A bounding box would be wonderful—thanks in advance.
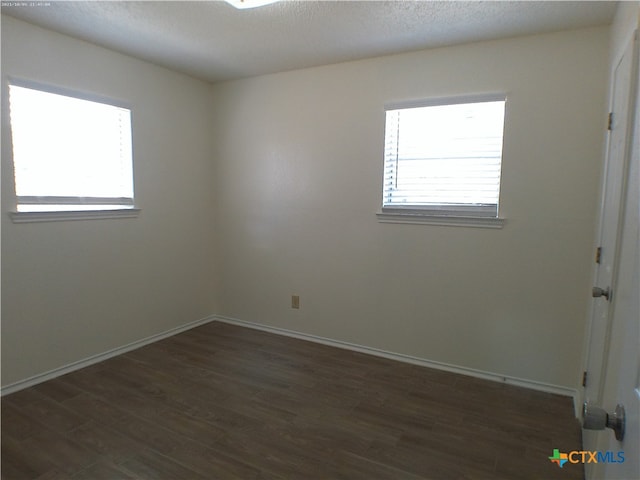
[1,321,583,479]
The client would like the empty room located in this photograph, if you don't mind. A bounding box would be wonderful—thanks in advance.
[1,1,639,479]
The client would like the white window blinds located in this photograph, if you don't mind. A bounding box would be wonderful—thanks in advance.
[9,83,135,212]
[382,96,506,217]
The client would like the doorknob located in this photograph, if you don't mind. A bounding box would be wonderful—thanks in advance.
[583,402,625,441]
[592,286,612,301]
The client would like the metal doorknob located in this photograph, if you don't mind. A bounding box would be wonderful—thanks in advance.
[583,402,625,441]
[592,286,611,301]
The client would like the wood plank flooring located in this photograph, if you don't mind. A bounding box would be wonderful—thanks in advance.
[1,322,584,479]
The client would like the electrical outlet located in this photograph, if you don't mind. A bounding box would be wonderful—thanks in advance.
[291,295,300,309]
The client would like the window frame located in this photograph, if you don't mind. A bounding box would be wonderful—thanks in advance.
[6,77,140,223]
[377,93,506,228]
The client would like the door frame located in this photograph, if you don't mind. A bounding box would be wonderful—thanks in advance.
[580,30,639,416]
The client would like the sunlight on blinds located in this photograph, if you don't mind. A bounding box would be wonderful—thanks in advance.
[9,84,134,211]
[383,98,505,216]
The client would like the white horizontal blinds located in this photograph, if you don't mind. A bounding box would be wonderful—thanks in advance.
[9,84,134,211]
[383,109,401,206]
[383,98,505,216]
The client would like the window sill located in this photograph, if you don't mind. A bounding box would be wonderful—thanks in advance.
[10,208,141,224]
[376,211,505,229]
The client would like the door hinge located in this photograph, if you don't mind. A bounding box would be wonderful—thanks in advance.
[595,246,602,264]
[608,112,614,130]
[582,371,588,387]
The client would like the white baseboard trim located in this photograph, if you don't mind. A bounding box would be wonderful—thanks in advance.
[2,313,580,417]
[1,315,217,396]
[214,315,579,412]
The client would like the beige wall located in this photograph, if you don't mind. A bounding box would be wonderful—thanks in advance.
[1,16,219,386]
[1,16,611,392]
[212,26,609,389]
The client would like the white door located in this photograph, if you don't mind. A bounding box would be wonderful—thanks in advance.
[583,30,637,412]
[584,31,640,480]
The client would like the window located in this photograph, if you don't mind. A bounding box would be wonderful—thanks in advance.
[8,81,137,221]
[378,95,506,227]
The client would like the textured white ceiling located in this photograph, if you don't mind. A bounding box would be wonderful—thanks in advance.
[2,1,617,83]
